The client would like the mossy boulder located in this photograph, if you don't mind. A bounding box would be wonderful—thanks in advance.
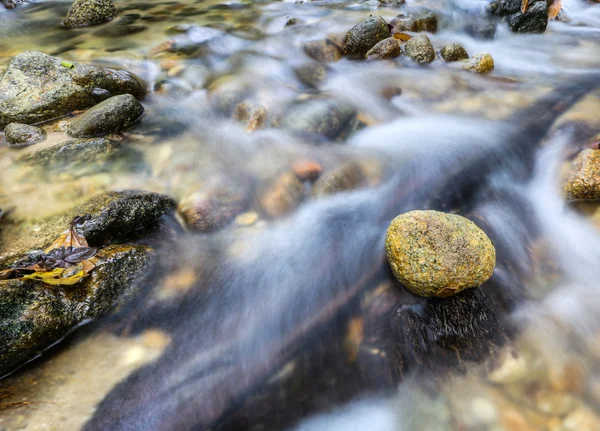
[63,0,118,28]
[0,244,153,376]
[0,51,145,128]
[404,34,435,64]
[564,149,600,200]
[67,94,144,138]
[385,210,496,298]
[4,123,46,147]
[0,190,176,258]
[343,16,390,59]
[281,99,358,141]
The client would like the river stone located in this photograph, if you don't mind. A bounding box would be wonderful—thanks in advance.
[343,16,390,59]
[465,19,497,40]
[505,1,548,33]
[0,51,145,128]
[0,244,153,377]
[366,37,402,60]
[312,161,368,197]
[18,137,144,178]
[564,149,600,200]
[4,123,46,147]
[390,9,438,33]
[385,210,496,298]
[0,191,176,257]
[440,43,469,62]
[281,99,358,141]
[404,34,435,64]
[67,94,144,138]
[294,62,327,89]
[462,52,495,73]
[63,0,118,28]
[303,40,342,63]
[259,171,305,218]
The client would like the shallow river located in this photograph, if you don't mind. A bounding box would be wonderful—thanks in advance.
[1,0,600,430]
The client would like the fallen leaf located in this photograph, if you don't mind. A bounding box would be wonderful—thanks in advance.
[44,223,88,253]
[22,261,93,286]
[393,33,412,42]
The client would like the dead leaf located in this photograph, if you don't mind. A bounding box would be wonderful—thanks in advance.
[44,225,88,253]
[393,33,412,42]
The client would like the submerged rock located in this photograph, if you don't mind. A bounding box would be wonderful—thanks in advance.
[343,16,390,59]
[63,0,118,28]
[259,171,305,218]
[178,186,249,233]
[294,62,327,89]
[67,94,144,137]
[564,149,600,200]
[366,37,402,60]
[0,244,153,376]
[462,52,495,73]
[303,40,342,63]
[4,123,46,147]
[404,34,435,64]
[281,99,358,141]
[390,9,438,33]
[440,43,469,62]
[465,19,497,40]
[312,161,368,197]
[0,191,176,257]
[0,51,145,128]
[385,210,496,298]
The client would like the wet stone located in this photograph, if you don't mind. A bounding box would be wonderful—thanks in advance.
[440,43,469,62]
[564,149,600,200]
[366,37,402,60]
[67,94,144,138]
[343,16,390,59]
[259,171,305,218]
[462,52,495,73]
[506,1,548,33]
[464,19,497,40]
[303,40,342,63]
[0,244,154,377]
[385,210,496,298]
[312,161,368,197]
[281,99,358,141]
[390,9,438,33]
[63,0,118,28]
[3,123,46,148]
[404,34,435,64]
[294,62,327,90]
[0,51,146,128]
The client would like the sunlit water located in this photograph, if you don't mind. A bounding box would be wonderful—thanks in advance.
[1,0,600,429]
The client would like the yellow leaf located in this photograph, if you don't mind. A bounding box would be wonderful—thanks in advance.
[393,33,412,42]
[22,262,90,286]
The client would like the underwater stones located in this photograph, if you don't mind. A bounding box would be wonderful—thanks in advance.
[67,94,144,138]
[281,99,358,141]
[366,37,402,60]
[259,171,305,218]
[385,210,496,298]
[462,52,495,73]
[303,40,342,63]
[63,0,118,28]
[0,51,145,128]
[390,9,438,33]
[564,149,600,200]
[343,16,390,59]
[404,34,435,64]
[0,244,153,376]
[294,62,327,89]
[3,123,46,147]
[178,186,249,233]
[440,43,469,62]
[312,161,368,197]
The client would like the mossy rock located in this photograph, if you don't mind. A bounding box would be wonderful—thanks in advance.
[343,16,390,59]
[0,190,176,258]
[4,123,46,147]
[63,0,118,28]
[0,244,153,376]
[0,51,145,128]
[564,149,600,200]
[385,210,496,298]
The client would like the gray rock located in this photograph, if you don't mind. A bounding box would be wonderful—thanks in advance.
[281,99,358,141]
[63,0,118,28]
[67,94,144,138]
[464,19,497,40]
[0,51,146,127]
[366,37,402,60]
[343,16,390,59]
[0,244,153,376]
[4,123,46,147]
[506,1,548,33]
[390,9,438,33]
[440,43,468,62]
[294,62,327,89]
[404,34,435,64]
[18,137,144,178]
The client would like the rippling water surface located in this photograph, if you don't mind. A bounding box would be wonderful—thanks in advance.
[1,0,600,430]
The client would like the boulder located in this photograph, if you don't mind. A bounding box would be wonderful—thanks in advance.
[4,123,46,147]
[564,149,600,200]
[385,210,496,298]
[0,51,145,128]
[366,37,402,60]
[67,94,144,138]
[404,34,435,64]
[489,0,548,33]
[440,43,469,62]
[63,0,118,28]
[0,244,153,376]
[343,16,390,59]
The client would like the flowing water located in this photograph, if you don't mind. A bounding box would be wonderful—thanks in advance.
[1,0,600,430]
